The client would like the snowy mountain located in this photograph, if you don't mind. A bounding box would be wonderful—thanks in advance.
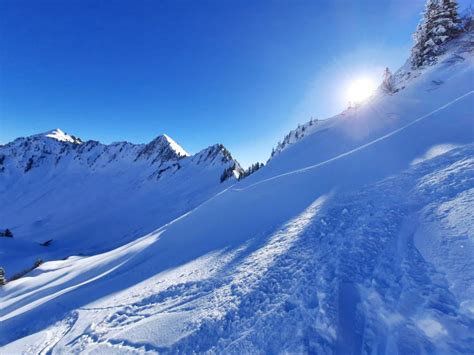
[1,29,473,355]
[0,130,243,275]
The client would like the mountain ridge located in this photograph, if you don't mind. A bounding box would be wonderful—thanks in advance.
[1,128,242,179]
[0,128,244,274]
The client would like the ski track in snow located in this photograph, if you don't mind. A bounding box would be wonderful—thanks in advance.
[232,91,474,192]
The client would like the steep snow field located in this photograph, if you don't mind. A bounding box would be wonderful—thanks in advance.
[0,34,473,353]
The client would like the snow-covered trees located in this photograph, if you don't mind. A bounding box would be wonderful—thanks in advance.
[412,23,427,68]
[411,0,461,68]
[443,0,462,34]
[382,67,395,93]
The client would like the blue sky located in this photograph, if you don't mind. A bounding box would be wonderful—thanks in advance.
[0,0,470,167]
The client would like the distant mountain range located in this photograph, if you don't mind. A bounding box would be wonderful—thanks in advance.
[0,129,243,272]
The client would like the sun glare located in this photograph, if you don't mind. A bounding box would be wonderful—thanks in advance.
[346,77,376,105]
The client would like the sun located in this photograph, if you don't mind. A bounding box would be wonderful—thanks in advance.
[346,77,376,105]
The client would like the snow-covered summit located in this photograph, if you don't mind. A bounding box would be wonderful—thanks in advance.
[44,128,83,144]
[192,144,239,166]
[135,134,188,164]
[162,134,189,157]
[191,143,244,181]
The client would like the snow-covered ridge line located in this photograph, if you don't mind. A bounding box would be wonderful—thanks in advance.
[269,118,320,160]
[39,129,189,159]
[237,90,474,192]
[269,30,473,162]
[45,128,83,144]
[2,128,241,180]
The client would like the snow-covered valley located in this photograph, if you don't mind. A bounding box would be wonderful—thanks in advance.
[1,25,473,355]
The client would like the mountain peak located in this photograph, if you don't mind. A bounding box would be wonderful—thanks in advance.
[135,134,188,163]
[191,143,244,181]
[159,134,189,157]
[44,128,83,144]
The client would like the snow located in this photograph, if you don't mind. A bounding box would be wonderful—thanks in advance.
[416,318,448,338]
[162,134,189,157]
[0,31,473,354]
[410,143,460,165]
[0,131,241,277]
[44,128,82,144]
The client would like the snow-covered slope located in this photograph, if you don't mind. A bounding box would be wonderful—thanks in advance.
[0,130,243,274]
[1,33,473,354]
[268,33,473,164]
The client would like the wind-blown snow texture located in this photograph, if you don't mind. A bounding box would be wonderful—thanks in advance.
[0,33,473,354]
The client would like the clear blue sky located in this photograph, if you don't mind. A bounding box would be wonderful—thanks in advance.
[0,0,470,167]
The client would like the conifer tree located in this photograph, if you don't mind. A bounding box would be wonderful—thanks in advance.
[382,67,395,93]
[412,23,427,68]
[411,0,461,68]
[441,0,461,35]
[422,0,445,65]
